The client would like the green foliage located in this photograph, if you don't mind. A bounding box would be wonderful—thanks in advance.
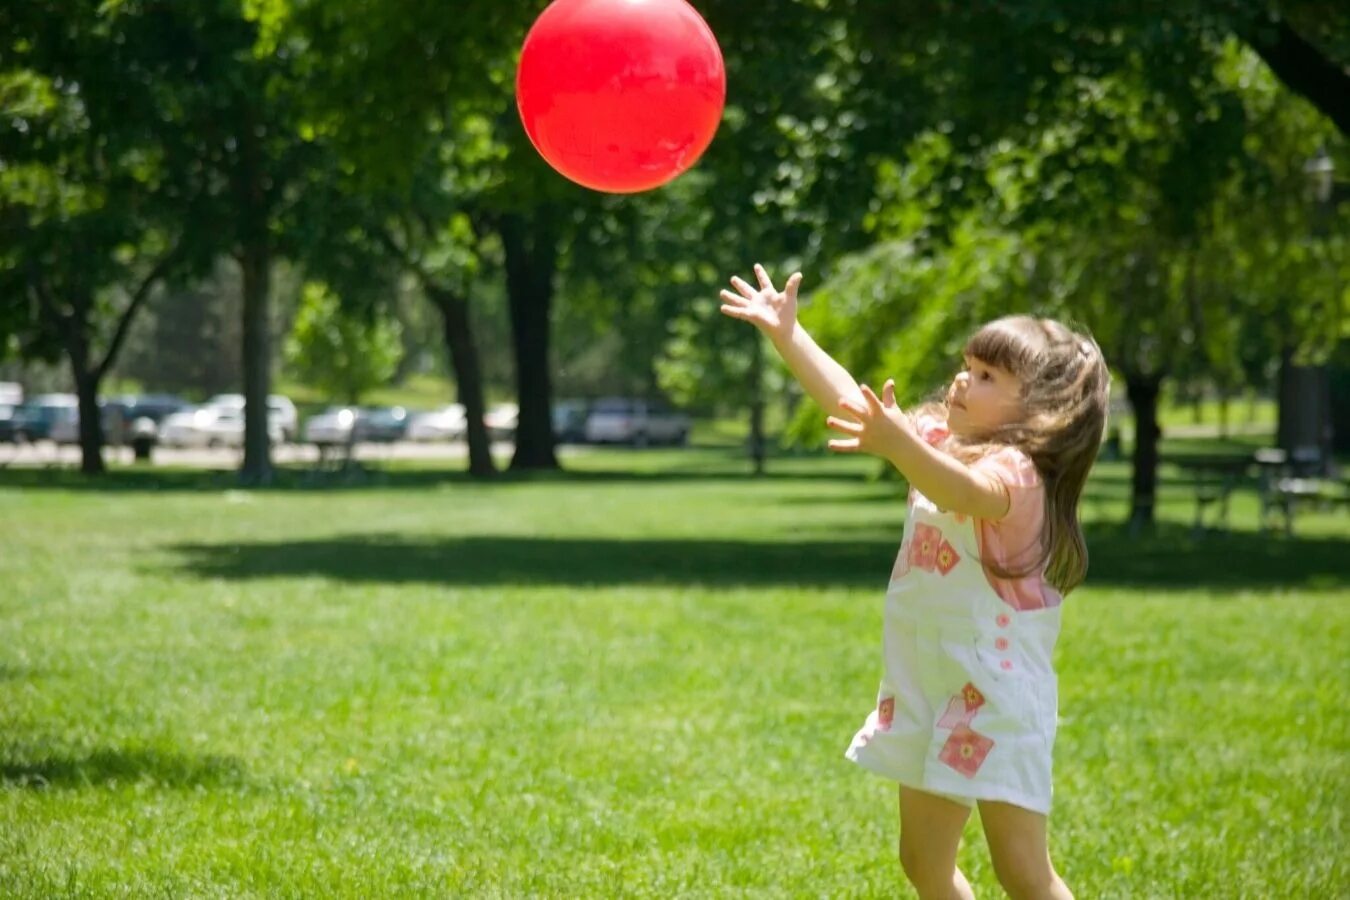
[796,40,1345,408]
[283,281,402,405]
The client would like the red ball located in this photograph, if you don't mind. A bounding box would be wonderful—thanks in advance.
[516,0,726,194]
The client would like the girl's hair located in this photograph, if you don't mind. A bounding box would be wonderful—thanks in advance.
[914,316,1111,594]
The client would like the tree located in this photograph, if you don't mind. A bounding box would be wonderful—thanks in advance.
[0,8,210,474]
[283,282,402,405]
[269,0,533,477]
[799,42,1345,528]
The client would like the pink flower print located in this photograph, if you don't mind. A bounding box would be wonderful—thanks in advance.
[938,725,995,778]
[909,523,941,572]
[936,682,985,729]
[953,512,968,524]
[877,697,895,731]
[996,613,1011,628]
[935,539,961,575]
[961,681,986,711]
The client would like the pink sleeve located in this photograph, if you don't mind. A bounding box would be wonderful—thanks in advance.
[913,414,950,448]
[973,447,1061,610]
[973,446,1042,511]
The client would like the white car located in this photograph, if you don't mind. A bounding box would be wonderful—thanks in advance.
[584,398,690,446]
[484,403,519,441]
[407,404,467,442]
[160,407,224,448]
[206,393,298,442]
[303,407,359,446]
[161,406,281,448]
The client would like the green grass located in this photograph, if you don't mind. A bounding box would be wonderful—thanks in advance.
[1,448,1346,897]
[1156,395,1276,430]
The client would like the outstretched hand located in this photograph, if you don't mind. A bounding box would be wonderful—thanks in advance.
[718,263,800,342]
[826,380,916,458]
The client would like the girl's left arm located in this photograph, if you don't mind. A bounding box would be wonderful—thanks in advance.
[885,430,1010,520]
[826,384,1010,520]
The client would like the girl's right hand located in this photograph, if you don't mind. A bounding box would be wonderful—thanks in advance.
[719,264,801,342]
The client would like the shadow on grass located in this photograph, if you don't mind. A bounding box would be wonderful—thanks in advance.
[168,523,1347,591]
[0,744,247,791]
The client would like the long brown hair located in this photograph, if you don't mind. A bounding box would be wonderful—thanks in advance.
[914,316,1111,594]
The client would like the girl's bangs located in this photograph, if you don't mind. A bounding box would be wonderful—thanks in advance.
[963,320,1038,375]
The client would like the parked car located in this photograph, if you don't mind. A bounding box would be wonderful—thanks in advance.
[303,406,359,447]
[553,399,590,444]
[407,404,466,442]
[0,382,22,406]
[50,400,132,445]
[584,398,690,446]
[118,394,189,425]
[160,406,282,448]
[484,403,519,441]
[3,394,78,442]
[353,406,409,443]
[205,393,298,442]
[0,404,19,442]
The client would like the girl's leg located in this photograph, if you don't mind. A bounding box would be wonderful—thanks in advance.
[977,800,1073,900]
[898,786,975,900]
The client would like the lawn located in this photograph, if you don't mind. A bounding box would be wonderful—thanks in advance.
[1,447,1345,897]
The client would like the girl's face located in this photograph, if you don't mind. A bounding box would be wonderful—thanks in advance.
[946,355,1024,436]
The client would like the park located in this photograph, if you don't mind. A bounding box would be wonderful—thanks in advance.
[2,1,1347,897]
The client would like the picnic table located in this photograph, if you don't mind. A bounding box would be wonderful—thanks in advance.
[1169,453,1254,534]
[1169,448,1347,536]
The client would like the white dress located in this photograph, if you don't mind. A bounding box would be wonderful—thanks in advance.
[845,481,1061,814]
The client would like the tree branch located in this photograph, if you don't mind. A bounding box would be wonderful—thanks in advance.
[95,241,183,383]
[1243,18,1350,138]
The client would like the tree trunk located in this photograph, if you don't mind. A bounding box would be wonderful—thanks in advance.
[1124,373,1162,533]
[1277,346,1331,464]
[70,336,106,476]
[239,239,274,485]
[499,212,559,472]
[1243,18,1350,139]
[427,284,496,478]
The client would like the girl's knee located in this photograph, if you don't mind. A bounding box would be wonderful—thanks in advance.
[990,856,1061,900]
[899,837,950,894]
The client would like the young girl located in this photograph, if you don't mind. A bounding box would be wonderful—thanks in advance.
[721,264,1109,900]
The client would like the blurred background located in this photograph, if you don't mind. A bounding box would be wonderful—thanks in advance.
[1,1,1345,522]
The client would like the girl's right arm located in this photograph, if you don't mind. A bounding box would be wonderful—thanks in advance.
[720,264,865,418]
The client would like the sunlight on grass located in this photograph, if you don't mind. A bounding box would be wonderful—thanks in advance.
[1,450,1345,896]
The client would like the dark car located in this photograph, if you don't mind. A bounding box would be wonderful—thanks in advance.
[552,400,590,444]
[2,394,78,442]
[0,404,17,442]
[119,394,189,425]
[353,406,409,443]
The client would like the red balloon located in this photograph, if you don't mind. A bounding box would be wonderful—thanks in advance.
[516,0,726,194]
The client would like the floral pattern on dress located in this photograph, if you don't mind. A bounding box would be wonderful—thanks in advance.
[877,697,895,731]
[938,724,995,778]
[909,523,941,572]
[936,682,986,729]
[936,539,961,575]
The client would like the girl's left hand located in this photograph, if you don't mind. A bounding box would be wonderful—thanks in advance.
[826,379,916,458]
